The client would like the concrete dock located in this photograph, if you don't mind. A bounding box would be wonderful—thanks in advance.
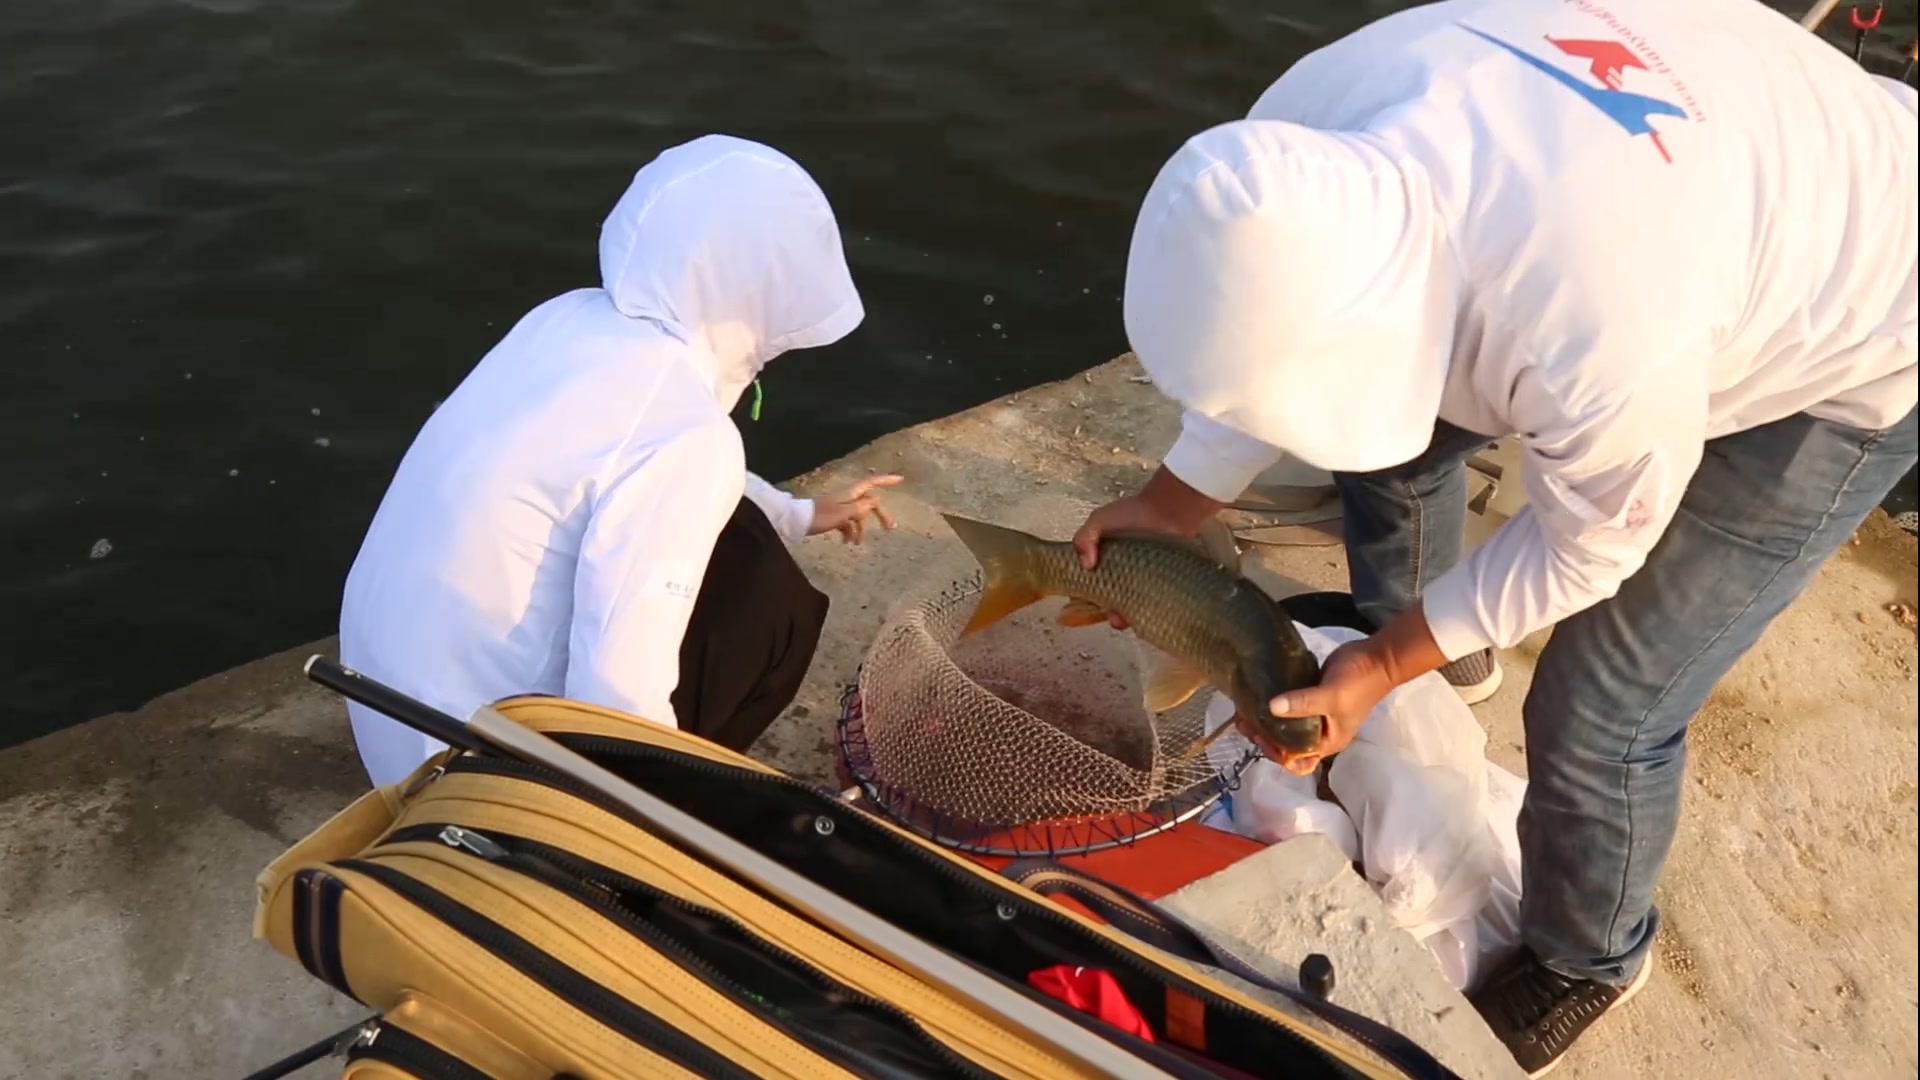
[3,354,1914,1079]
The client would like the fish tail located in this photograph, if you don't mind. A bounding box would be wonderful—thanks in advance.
[941,513,1046,634]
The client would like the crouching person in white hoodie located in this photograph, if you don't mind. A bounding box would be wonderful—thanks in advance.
[338,135,898,788]
[1073,0,1917,1073]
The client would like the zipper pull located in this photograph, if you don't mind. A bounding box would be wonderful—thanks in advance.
[400,763,446,799]
[335,1019,381,1057]
[438,825,508,861]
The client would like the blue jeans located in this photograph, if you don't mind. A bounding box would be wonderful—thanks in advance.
[1333,407,1919,986]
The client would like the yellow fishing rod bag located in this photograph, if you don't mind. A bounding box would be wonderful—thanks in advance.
[253,692,1456,1080]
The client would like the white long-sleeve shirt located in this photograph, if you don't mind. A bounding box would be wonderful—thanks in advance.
[1129,0,1917,660]
[744,472,815,542]
[339,135,862,786]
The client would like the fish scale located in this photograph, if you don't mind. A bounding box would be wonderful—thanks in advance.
[1021,538,1256,684]
[940,513,1324,760]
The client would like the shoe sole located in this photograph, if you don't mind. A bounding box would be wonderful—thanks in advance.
[1450,661,1504,706]
[1527,958,1655,1079]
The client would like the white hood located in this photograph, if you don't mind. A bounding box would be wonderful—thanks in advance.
[598,134,865,413]
[1122,120,1457,474]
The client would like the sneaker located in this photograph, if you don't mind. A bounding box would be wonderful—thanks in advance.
[1440,649,1503,705]
[1469,950,1653,1077]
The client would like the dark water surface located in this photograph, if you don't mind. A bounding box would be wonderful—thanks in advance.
[1,0,1912,745]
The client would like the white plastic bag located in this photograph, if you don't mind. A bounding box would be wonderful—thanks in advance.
[1329,739,1497,985]
[1206,621,1527,992]
[1474,761,1527,980]
[1196,690,1361,862]
[1230,763,1363,863]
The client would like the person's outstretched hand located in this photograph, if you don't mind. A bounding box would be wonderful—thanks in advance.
[809,474,903,545]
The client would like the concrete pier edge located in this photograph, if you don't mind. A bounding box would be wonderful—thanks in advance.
[3,354,1914,1080]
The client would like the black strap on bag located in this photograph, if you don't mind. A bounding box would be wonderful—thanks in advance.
[999,860,1461,1080]
[238,1017,376,1080]
[239,1015,588,1080]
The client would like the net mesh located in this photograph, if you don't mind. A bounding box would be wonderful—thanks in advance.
[838,572,1258,856]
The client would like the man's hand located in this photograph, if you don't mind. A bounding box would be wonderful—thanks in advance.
[1071,466,1225,568]
[1071,495,1194,564]
[809,474,903,545]
[1070,467,1227,630]
[1256,640,1394,773]
[1070,496,1169,630]
[1263,601,1452,772]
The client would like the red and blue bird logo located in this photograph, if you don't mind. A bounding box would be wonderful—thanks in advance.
[1461,25,1688,162]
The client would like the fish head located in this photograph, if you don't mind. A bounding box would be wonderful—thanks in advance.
[1227,664,1324,759]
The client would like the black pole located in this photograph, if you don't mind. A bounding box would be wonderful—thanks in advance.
[303,655,488,756]
[238,1017,376,1080]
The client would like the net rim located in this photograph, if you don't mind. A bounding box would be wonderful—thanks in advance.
[837,570,1263,856]
[837,678,1252,856]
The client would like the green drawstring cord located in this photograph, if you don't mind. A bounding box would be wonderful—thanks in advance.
[750,379,764,422]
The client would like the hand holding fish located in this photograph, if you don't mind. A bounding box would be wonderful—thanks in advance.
[1260,640,1394,773]
[1068,496,1179,630]
[810,474,903,545]
[1072,467,1229,628]
[1263,601,1453,773]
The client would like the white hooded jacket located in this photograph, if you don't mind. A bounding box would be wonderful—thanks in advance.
[1131,0,1917,660]
[339,135,862,786]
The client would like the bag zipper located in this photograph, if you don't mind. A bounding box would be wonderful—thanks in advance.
[333,856,753,1080]
[379,821,997,1080]
[343,1020,494,1080]
[440,737,1443,1079]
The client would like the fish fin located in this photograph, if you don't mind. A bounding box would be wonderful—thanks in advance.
[962,580,1044,634]
[942,513,1047,634]
[1056,597,1111,628]
[1172,717,1239,763]
[1195,517,1243,573]
[1103,521,1241,574]
[942,512,1043,558]
[1141,649,1209,713]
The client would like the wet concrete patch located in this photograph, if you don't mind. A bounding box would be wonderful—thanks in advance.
[0,640,367,1080]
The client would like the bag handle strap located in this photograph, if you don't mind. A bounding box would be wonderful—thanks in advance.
[1000,859,1461,1080]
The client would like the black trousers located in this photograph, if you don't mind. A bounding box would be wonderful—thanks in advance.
[670,496,829,752]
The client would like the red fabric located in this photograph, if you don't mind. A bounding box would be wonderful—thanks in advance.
[1026,965,1156,1043]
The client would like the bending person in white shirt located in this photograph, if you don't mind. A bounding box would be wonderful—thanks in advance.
[339,134,899,788]
[1070,1,1917,1074]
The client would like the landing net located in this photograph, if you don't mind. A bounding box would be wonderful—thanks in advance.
[837,573,1259,857]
